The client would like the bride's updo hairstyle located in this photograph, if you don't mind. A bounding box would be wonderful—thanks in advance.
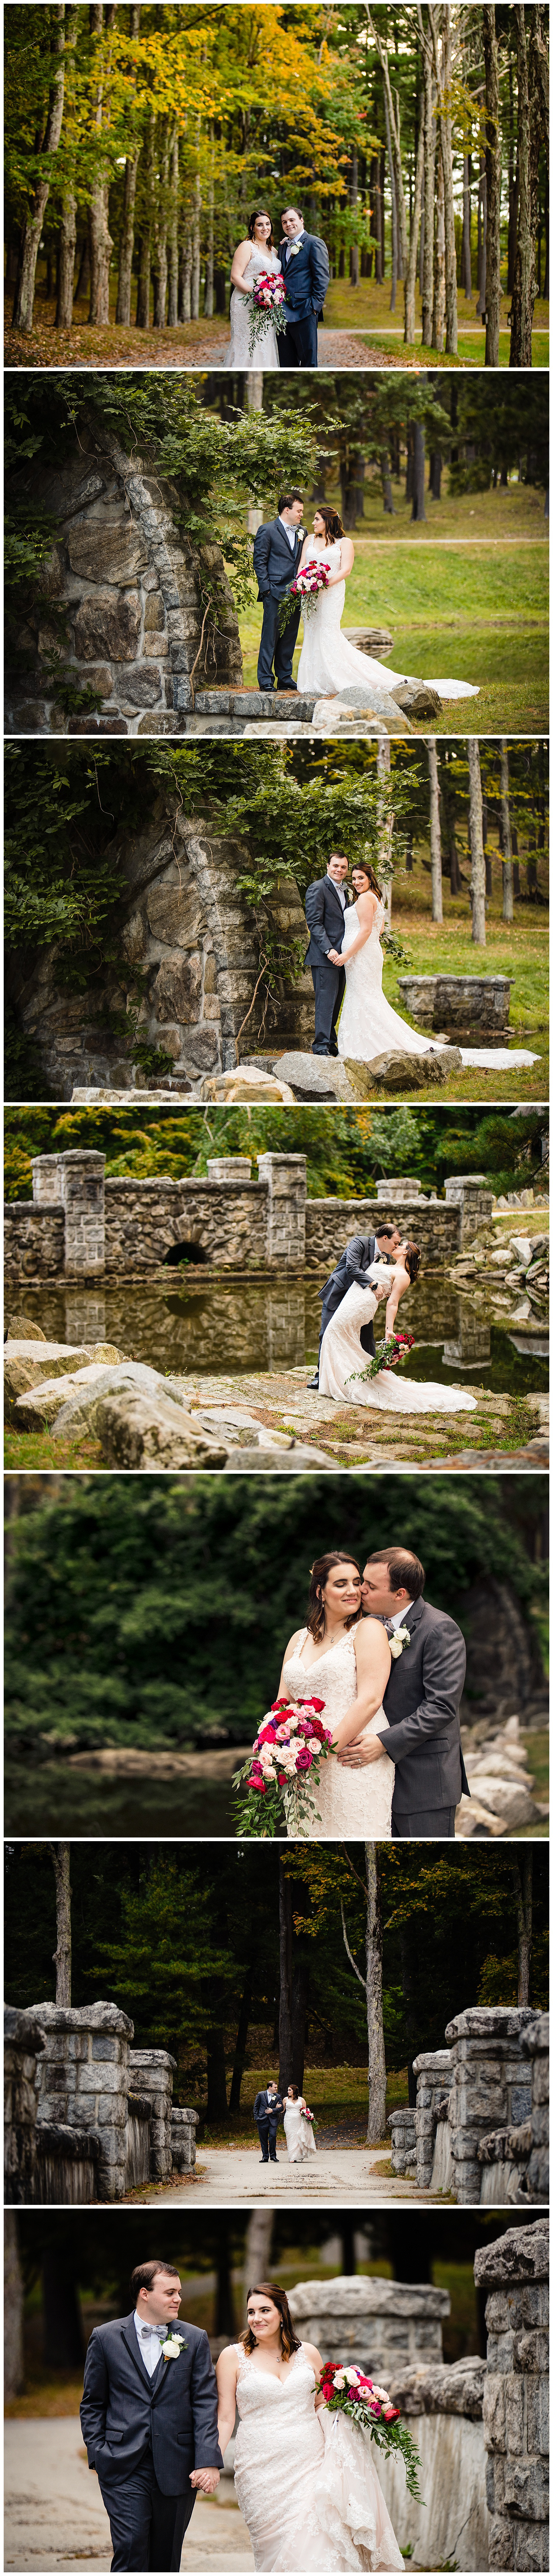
[314,505,345,543]
[351,862,384,901]
[287,2084,299,2100]
[403,1240,421,1282]
[241,2285,302,2357]
[306,1549,361,1644]
[248,208,274,247]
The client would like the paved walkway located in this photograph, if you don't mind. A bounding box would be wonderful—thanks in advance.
[4,2420,253,2572]
[147,2145,420,2205]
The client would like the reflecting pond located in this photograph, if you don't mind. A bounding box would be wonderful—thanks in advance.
[4,1760,241,1842]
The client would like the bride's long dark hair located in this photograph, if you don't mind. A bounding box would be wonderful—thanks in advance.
[314,505,344,542]
[352,861,384,901]
[403,1240,421,1282]
[241,2285,301,2358]
[248,208,274,248]
[306,1550,361,1644]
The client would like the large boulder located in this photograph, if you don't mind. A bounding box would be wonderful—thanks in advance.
[311,692,413,736]
[12,1360,225,1452]
[5,1341,122,1424]
[391,682,442,717]
[197,1068,296,1104]
[96,1389,228,1469]
[344,1047,462,1095]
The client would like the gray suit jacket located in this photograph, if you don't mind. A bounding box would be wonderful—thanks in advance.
[80,2313,223,2496]
[376,1596,469,1816]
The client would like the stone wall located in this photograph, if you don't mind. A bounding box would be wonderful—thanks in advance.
[4,2009,45,2204]
[287,2276,450,2377]
[125,2094,153,2192]
[6,416,243,739]
[388,2106,417,2178]
[378,2360,489,2574]
[128,2049,176,2181]
[477,2014,549,2208]
[6,1151,487,1285]
[398,975,514,1036]
[171,2107,199,2172]
[413,2049,453,2191]
[29,2001,133,2201]
[475,2217,549,2572]
[8,799,313,1096]
[445,2010,535,2207]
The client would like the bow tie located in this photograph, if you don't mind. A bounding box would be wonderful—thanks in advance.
[141,2325,166,2340]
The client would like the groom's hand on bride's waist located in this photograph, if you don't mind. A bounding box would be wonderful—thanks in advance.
[338,1734,389,1766]
[190,2468,220,2492]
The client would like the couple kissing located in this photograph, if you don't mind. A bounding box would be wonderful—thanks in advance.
[273,1545,469,1842]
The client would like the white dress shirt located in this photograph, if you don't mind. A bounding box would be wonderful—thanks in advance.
[134,2310,167,2376]
[285,229,305,262]
[278,514,299,549]
[390,1600,414,1627]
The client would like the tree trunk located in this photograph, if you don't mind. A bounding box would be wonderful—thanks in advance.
[366,15,408,273]
[500,741,514,920]
[404,117,425,343]
[153,124,168,329]
[349,151,359,286]
[278,1864,309,2092]
[206,2028,228,2121]
[463,154,472,293]
[429,448,442,499]
[427,741,443,919]
[42,2254,84,2369]
[167,131,179,325]
[12,0,66,332]
[380,447,394,513]
[4,2216,24,2398]
[50,1842,72,2004]
[411,420,426,521]
[509,8,533,366]
[116,152,139,324]
[420,26,436,345]
[244,2210,274,2300]
[429,2,458,349]
[399,1926,420,2105]
[191,172,201,320]
[204,133,215,315]
[512,1855,532,2004]
[179,230,192,322]
[74,234,90,302]
[476,151,487,319]
[365,1844,387,2145]
[468,738,486,944]
[483,6,501,364]
[384,91,398,310]
[229,1971,253,2113]
[136,115,155,327]
[87,4,115,328]
[56,190,76,327]
[431,147,446,350]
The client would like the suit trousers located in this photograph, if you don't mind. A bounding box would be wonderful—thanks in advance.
[98,2450,194,2572]
[257,2116,278,2162]
[392,1806,456,1840]
[257,591,301,691]
[282,311,319,367]
[310,961,346,1054]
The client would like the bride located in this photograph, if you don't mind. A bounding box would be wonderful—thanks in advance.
[275,1551,394,1840]
[296,506,479,702]
[225,208,283,369]
[283,2085,317,2162]
[319,1247,477,1419]
[216,2282,404,2572]
[337,862,538,1072]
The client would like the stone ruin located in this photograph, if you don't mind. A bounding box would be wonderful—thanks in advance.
[476,2216,549,2574]
[4,2001,197,2204]
[388,2011,549,2211]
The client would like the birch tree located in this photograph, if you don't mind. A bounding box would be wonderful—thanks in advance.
[115,2,141,327]
[22,1840,72,2003]
[418,7,436,346]
[483,6,501,367]
[468,738,486,945]
[512,1854,532,2005]
[341,1844,386,2146]
[427,741,443,921]
[500,739,514,923]
[429,3,458,353]
[12,1,67,333]
[87,3,115,328]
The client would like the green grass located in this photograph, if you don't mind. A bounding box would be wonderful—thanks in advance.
[4,1428,104,1470]
[322,272,549,358]
[377,869,549,1100]
[522,1729,549,1802]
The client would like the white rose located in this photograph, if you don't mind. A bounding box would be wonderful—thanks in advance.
[345,2369,360,2386]
[333,2370,346,2388]
[162,2338,183,2358]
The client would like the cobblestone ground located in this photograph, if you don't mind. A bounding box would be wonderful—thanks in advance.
[131,2145,420,2206]
[4,2418,253,2571]
[181,1367,547,1466]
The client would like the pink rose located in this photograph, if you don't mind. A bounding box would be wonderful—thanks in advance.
[295,1748,313,1770]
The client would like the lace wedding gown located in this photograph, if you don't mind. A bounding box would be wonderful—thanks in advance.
[296,538,479,701]
[319,1268,477,1418]
[232,2343,404,2572]
[337,900,538,1071]
[284,2101,317,2161]
[225,244,283,368]
[281,1622,394,1839]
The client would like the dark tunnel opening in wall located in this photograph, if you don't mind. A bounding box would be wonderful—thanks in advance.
[163,1240,211,1268]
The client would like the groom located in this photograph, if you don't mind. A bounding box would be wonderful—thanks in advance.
[338,1546,470,1839]
[253,2077,285,2163]
[279,205,330,367]
[308,1219,401,1391]
[80,2257,223,2570]
[253,489,304,693]
[305,853,350,1057]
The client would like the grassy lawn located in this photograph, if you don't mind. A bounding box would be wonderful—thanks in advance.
[376,869,549,1101]
[193,2059,403,2150]
[323,272,549,361]
[522,1729,549,1803]
[236,475,548,733]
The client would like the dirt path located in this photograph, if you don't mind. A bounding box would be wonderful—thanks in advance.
[127,2145,420,2206]
[4,2419,253,2572]
[4,322,419,372]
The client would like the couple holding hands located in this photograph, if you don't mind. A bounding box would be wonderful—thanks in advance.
[253,2081,317,2166]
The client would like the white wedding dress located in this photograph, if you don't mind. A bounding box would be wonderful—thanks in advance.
[337,898,539,1071]
[284,2100,317,2161]
[296,537,479,700]
[225,244,283,368]
[281,1622,394,1839]
[232,2343,404,2572]
[319,1267,477,1419]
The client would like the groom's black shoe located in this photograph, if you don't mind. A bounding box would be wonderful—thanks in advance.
[307,1374,319,1390]
[277,680,298,691]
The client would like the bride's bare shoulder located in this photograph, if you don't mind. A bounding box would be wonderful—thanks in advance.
[302,2338,323,2368]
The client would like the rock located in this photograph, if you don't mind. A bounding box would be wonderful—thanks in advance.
[73,590,141,663]
[509,1236,533,1267]
[95,1389,228,1469]
[456,1777,543,1833]
[343,626,393,656]
[223,1444,334,1472]
[388,2359,485,2419]
[66,523,148,585]
[4,1341,122,1423]
[257,1053,353,1103]
[311,693,413,736]
[4,1314,47,1341]
[143,593,165,631]
[344,1046,462,1093]
[391,681,442,716]
[13,1359,180,1436]
[191,1406,294,1451]
[71,663,114,702]
[144,883,204,948]
[150,954,202,1023]
[197,1068,296,1104]
[119,665,164,707]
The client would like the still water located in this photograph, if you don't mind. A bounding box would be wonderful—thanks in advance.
[4,1760,239,1842]
[15,1276,547,1395]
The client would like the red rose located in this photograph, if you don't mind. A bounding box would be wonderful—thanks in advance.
[321,2382,333,2401]
[383,2406,401,2423]
[278,1772,288,1786]
[295,1748,313,1770]
[304,1696,325,1711]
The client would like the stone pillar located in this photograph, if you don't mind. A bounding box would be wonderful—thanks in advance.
[256,1154,307,1266]
[288,2275,450,2374]
[206,1158,252,1185]
[170,2106,199,2171]
[522,2014,549,2205]
[375,1176,422,1201]
[128,2049,176,2179]
[444,1175,494,1246]
[125,2092,153,2191]
[413,2049,453,2191]
[31,1154,65,1204]
[475,2215,549,2573]
[4,2008,45,2203]
[387,2107,417,2178]
[31,1151,106,1274]
[445,2008,534,2205]
[477,2012,549,2208]
[29,2001,133,2200]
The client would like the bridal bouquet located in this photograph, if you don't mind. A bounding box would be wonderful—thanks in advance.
[348,1329,414,1388]
[233,1696,334,1837]
[248,269,288,356]
[278,559,331,632]
[316,2363,423,2501]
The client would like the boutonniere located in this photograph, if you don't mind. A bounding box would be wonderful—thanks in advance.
[389,1626,411,1659]
[287,240,302,256]
[160,2334,188,2360]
